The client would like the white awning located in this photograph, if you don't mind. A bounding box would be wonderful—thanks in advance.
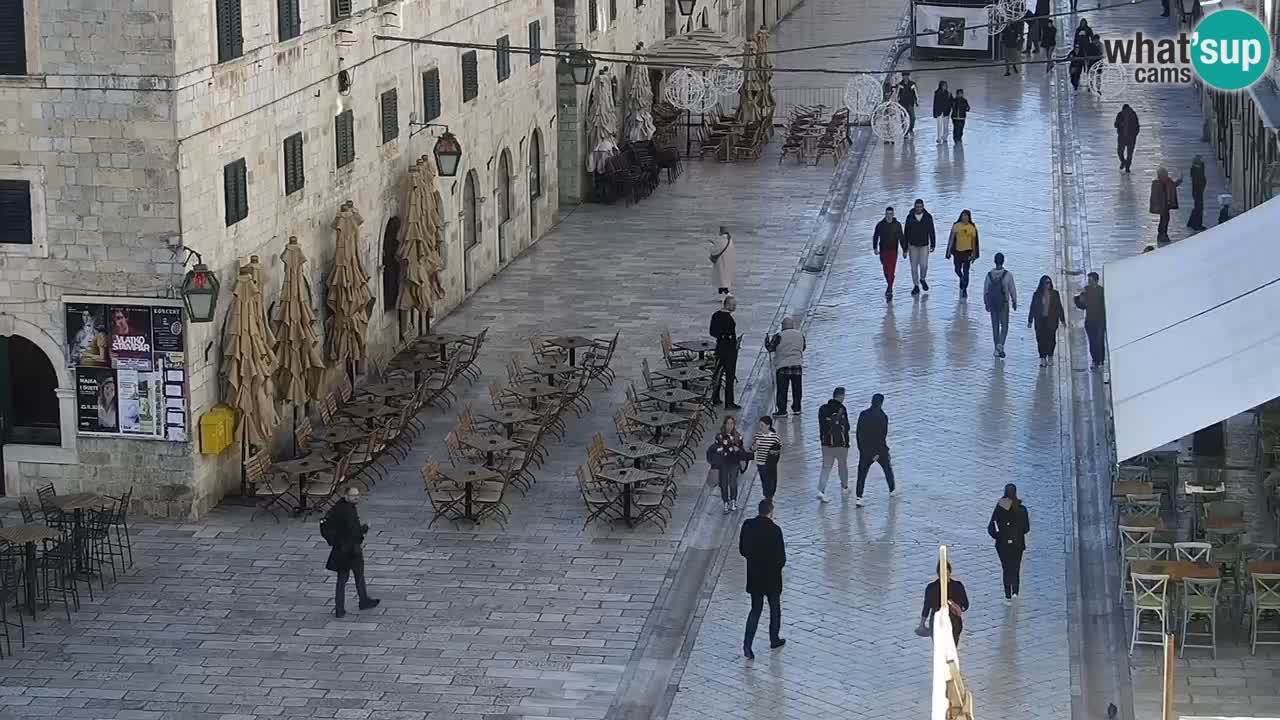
[1105,195,1280,462]
[645,29,743,69]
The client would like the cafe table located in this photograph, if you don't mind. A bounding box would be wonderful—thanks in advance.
[595,467,661,527]
[273,454,334,514]
[53,492,112,573]
[1128,559,1219,581]
[1184,479,1226,537]
[521,360,574,385]
[341,400,396,426]
[315,425,367,446]
[1118,515,1166,531]
[391,355,443,383]
[0,524,64,617]
[460,433,520,465]
[478,408,539,437]
[641,387,699,412]
[438,464,501,520]
[606,441,669,468]
[544,335,595,365]
[1112,480,1155,498]
[1246,560,1280,575]
[672,339,716,358]
[625,410,688,442]
[652,366,710,389]
[418,333,466,361]
[509,381,562,410]
[360,381,416,400]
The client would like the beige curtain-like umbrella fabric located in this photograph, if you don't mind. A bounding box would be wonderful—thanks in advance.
[396,156,446,329]
[326,202,373,367]
[273,237,324,406]
[738,29,776,130]
[221,264,278,448]
[624,58,656,143]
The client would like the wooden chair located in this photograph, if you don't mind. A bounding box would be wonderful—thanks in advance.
[302,452,351,515]
[247,450,299,521]
[422,457,466,527]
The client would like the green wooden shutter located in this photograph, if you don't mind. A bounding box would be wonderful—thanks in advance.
[0,0,27,75]
[224,159,248,226]
[588,0,598,31]
[216,0,243,62]
[496,36,510,82]
[528,21,541,65]
[461,51,478,101]
[283,132,304,194]
[278,0,300,40]
[422,69,442,121]
[335,110,355,167]
[0,180,32,244]
[331,0,351,21]
[381,89,399,143]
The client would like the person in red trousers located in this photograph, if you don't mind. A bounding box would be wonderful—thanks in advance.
[872,206,905,300]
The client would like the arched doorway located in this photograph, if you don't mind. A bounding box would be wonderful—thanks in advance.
[0,335,60,447]
[382,216,401,312]
[497,149,512,264]
[528,129,542,241]
[463,170,480,292]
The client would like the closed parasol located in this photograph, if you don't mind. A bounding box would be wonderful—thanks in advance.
[221,264,278,448]
[586,68,620,173]
[273,237,324,407]
[397,156,447,335]
[738,29,776,130]
[325,202,373,373]
[624,60,656,143]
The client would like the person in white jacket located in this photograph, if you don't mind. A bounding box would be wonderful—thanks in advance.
[709,226,736,295]
[983,252,1018,358]
[766,317,806,417]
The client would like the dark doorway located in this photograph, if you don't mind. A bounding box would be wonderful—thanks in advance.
[0,335,60,447]
[382,216,401,312]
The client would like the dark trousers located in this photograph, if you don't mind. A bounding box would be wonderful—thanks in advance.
[1085,320,1106,365]
[855,448,896,497]
[1117,139,1135,170]
[712,349,737,405]
[1070,67,1082,89]
[905,107,916,135]
[335,552,370,612]
[757,465,778,499]
[1004,52,1020,73]
[997,544,1024,598]
[951,250,973,291]
[1188,188,1205,228]
[1034,320,1058,358]
[744,592,782,648]
[952,118,966,142]
[1156,210,1171,241]
[775,370,801,413]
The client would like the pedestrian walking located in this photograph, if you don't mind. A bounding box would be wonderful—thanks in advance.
[750,416,782,499]
[1032,0,1051,45]
[1073,19,1093,51]
[983,253,1018,358]
[1027,275,1066,367]
[932,81,953,145]
[1022,9,1038,52]
[1041,19,1058,72]
[873,206,905,299]
[1187,155,1207,231]
[919,562,970,647]
[988,483,1031,604]
[896,72,919,137]
[1114,104,1140,172]
[1149,166,1183,243]
[1217,193,1232,224]
[765,317,805,417]
[944,209,980,297]
[815,387,851,503]
[709,294,741,409]
[709,226,736,295]
[1074,271,1107,368]
[950,90,970,142]
[710,415,749,513]
[1002,23,1023,75]
[322,488,381,618]
[903,198,937,296]
[739,498,786,659]
[854,393,896,508]
[1067,44,1086,90]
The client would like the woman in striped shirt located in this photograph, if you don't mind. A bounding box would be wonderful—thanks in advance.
[750,416,782,500]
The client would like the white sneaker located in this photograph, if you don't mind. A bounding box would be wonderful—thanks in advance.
[1012,593,1019,602]
[730,500,737,512]
[889,489,898,498]
[841,485,850,494]
[723,502,731,514]
[855,497,865,507]
[1005,597,1012,607]
[817,493,829,503]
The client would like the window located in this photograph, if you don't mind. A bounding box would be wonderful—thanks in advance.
[589,0,599,31]
[0,180,32,245]
[463,171,479,249]
[331,0,351,21]
[422,69,442,121]
[382,217,401,312]
[216,0,244,62]
[461,51,478,102]
[0,0,27,75]
[278,0,300,40]
[380,88,399,143]
[334,109,355,168]
[528,20,541,65]
[497,150,512,223]
[223,159,248,226]
[636,0,644,7]
[283,132,304,195]
[496,35,511,82]
[528,129,542,200]
[609,0,617,22]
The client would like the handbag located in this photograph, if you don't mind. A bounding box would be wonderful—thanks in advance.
[914,617,931,637]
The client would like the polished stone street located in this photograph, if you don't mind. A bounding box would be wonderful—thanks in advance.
[0,0,1264,718]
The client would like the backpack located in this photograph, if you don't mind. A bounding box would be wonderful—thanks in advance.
[985,269,1008,311]
[319,514,339,547]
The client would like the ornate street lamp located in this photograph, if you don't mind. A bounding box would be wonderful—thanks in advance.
[432,128,463,177]
[563,45,597,86]
[677,0,697,16]
[180,250,220,323]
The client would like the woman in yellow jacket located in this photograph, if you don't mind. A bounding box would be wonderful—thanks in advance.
[944,209,980,298]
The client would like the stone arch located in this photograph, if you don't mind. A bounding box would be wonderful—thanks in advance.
[0,312,77,481]
[0,313,71,389]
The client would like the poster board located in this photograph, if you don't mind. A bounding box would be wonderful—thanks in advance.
[912,0,995,59]
[65,297,189,442]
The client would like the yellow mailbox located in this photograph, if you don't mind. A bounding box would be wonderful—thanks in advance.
[199,405,237,454]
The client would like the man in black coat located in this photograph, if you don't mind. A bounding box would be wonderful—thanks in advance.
[1002,23,1023,75]
[895,72,919,137]
[854,393,896,507]
[739,498,786,659]
[903,198,936,296]
[1187,155,1207,231]
[325,488,380,618]
[1114,104,1140,172]
[708,294,740,410]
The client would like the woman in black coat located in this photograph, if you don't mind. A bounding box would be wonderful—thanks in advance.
[920,562,970,646]
[710,416,750,514]
[1027,274,1066,366]
[739,499,786,658]
[988,483,1031,602]
[931,81,952,144]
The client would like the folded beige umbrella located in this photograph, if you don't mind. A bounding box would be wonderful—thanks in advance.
[396,157,447,334]
[273,237,324,406]
[221,264,278,448]
[325,203,373,372]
